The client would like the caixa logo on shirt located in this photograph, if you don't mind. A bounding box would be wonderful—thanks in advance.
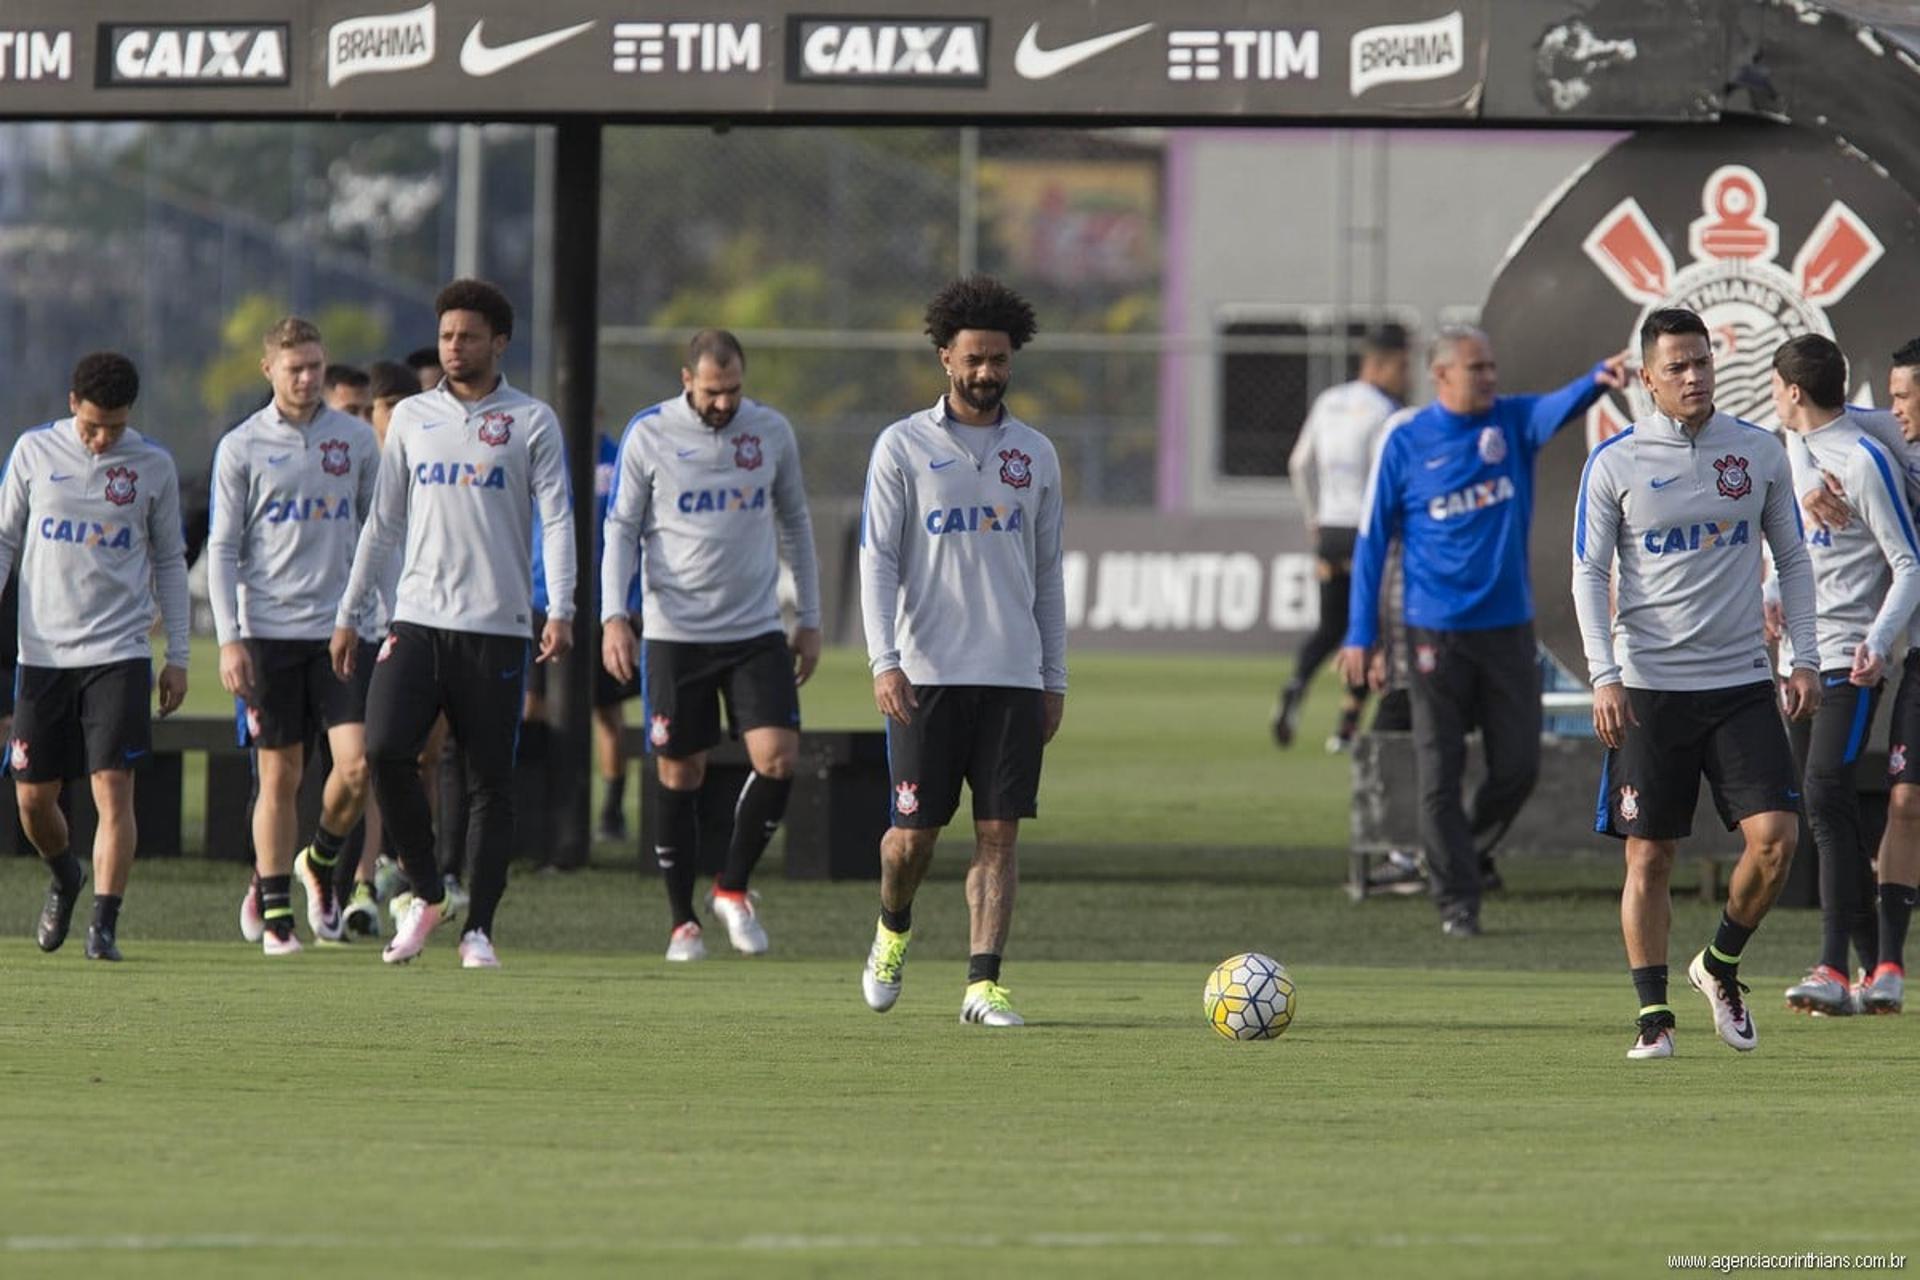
[925,504,1024,534]
[1642,519,1750,555]
[414,461,506,488]
[39,517,132,549]
[678,486,766,514]
[264,497,352,524]
[1425,474,1514,521]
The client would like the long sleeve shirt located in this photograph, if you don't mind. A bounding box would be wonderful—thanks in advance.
[859,399,1066,692]
[1288,379,1399,529]
[0,419,190,668]
[599,396,820,641]
[337,377,574,640]
[1344,367,1607,646]
[207,402,379,643]
[1780,413,1920,667]
[1572,410,1818,690]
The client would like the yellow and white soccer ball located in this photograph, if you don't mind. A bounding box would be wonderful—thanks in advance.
[1203,952,1295,1040]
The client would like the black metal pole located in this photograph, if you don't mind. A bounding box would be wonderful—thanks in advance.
[546,119,601,869]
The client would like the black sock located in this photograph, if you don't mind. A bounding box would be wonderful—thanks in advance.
[968,953,1002,985]
[656,785,700,927]
[46,851,83,895]
[717,772,792,893]
[310,823,347,866]
[1820,912,1851,974]
[880,903,912,934]
[1879,884,1917,969]
[601,774,626,826]
[92,894,121,933]
[1704,912,1757,978]
[260,874,294,938]
[333,822,364,897]
[1631,964,1669,1016]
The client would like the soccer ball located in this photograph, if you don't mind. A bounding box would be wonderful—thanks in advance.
[1203,952,1295,1040]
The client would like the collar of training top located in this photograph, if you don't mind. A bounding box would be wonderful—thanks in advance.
[934,396,1009,432]
[431,374,517,414]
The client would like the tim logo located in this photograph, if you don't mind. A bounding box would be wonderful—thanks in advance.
[649,714,671,748]
[999,449,1032,489]
[1714,455,1751,500]
[319,439,351,476]
[893,780,920,816]
[477,412,512,446]
[1619,786,1640,822]
[1583,164,1884,442]
[732,433,763,471]
[103,466,137,506]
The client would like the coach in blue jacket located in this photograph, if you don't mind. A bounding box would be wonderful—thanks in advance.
[1339,326,1627,935]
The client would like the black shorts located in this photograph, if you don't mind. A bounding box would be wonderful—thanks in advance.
[365,622,528,786]
[1594,681,1800,840]
[641,631,798,758]
[1316,525,1358,577]
[526,612,640,708]
[237,638,368,748]
[1887,651,1920,786]
[885,685,1045,829]
[9,658,150,782]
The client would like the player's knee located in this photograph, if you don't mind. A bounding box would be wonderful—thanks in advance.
[334,752,371,796]
[258,750,303,797]
[755,750,796,782]
[1890,784,1920,822]
[656,756,705,790]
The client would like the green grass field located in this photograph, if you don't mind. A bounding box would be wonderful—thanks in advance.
[2,648,1915,1278]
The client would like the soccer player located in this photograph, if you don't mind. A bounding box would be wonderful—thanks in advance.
[404,347,442,393]
[1337,327,1628,936]
[1787,337,1920,1015]
[0,352,190,961]
[1276,325,1408,751]
[324,364,373,422]
[1573,308,1821,1060]
[1767,336,1920,1015]
[856,276,1067,1027]
[211,318,381,955]
[602,331,822,959]
[332,279,575,968]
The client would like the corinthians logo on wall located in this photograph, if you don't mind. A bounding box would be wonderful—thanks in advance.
[1579,162,1884,443]
[1480,125,1920,677]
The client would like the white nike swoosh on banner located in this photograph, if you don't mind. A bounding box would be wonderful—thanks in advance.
[1014,21,1155,80]
[459,19,595,77]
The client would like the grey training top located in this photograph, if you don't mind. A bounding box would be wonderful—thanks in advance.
[337,377,574,640]
[1779,413,1920,670]
[208,402,379,644]
[1788,407,1920,648]
[0,419,190,669]
[600,394,821,642]
[859,399,1067,692]
[1572,410,1817,690]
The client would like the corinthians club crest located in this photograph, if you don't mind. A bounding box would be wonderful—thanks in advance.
[1580,164,1884,443]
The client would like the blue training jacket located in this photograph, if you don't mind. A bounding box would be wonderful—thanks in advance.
[1344,366,1607,645]
[533,433,643,616]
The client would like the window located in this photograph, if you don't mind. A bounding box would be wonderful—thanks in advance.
[1216,317,1376,479]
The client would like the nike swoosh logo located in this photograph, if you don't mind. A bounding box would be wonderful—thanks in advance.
[499,667,521,680]
[677,448,699,458]
[47,472,71,482]
[419,421,444,431]
[460,19,595,76]
[1014,21,1155,79]
[267,453,291,465]
[1825,676,1849,687]
[930,459,959,471]
[1424,457,1448,470]
[1650,475,1681,489]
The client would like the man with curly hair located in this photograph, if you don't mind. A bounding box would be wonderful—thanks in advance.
[858,275,1068,1028]
[332,279,575,969]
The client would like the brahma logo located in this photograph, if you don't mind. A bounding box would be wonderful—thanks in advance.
[1642,519,1750,556]
[1582,164,1883,440]
[103,466,137,505]
[328,3,434,87]
[477,411,513,446]
[1619,786,1640,822]
[101,24,291,86]
[999,448,1032,489]
[893,781,920,816]
[732,433,763,471]
[789,18,987,86]
[320,438,352,476]
[1713,455,1751,500]
[1350,10,1463,97]
[649,714,671,748]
